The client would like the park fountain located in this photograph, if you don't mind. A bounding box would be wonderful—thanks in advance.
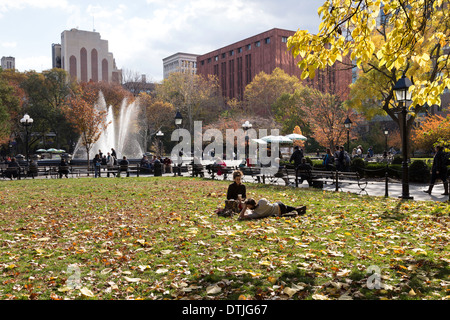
[72,92,144,160]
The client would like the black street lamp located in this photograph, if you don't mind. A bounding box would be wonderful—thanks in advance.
[242,121,252,165]
[20,114,34,164]
[384,129,389,153]
[393,75,413,200]
[156,130,164,157]
[174,111,183,176]
[344,116,352,153]
[175,111,183,127]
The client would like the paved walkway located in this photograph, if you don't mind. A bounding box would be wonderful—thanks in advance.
[320,180,449,202]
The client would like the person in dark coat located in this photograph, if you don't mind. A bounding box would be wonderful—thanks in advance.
[6,157,20,179]
[59,158,69,178]
[338,146,346,172]
[297,158,313,185]
[227,170,247,201]
[424,146,448,195]
[290,146,304,168]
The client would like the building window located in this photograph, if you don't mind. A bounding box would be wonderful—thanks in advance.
[265,37,270,44]
[255,41,260,48]
[201,60,205,66]
[230,50,234,56]
[208,58,212,63]
[238,47,243,54]
[282,36,288,43]
[214,56,219,62]
[247,44,251,50]
[222,53,226,59]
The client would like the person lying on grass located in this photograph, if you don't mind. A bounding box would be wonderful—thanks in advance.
[238,198,306,221]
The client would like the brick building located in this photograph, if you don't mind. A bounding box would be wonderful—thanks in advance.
[196,28,352,101]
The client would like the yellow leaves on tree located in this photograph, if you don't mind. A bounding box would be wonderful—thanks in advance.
[293,126,305,148]
[287,0,450,124]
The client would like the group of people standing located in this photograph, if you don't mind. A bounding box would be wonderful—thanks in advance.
[92,148,121,178]
[322,146,351,172]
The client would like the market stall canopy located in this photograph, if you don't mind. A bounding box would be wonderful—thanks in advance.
[261,135,293,143]
[286,133,307,141]
[251,139,268,145]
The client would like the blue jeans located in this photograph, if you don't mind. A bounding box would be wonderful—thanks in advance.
[95,165,101,178]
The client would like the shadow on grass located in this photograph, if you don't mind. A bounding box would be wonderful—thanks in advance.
[196,268,317,300]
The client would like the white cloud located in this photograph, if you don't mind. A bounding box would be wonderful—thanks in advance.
[0,0,73,13]
[1,42,17,48]
[16,55,51,72]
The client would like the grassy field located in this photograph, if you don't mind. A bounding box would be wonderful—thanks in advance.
[0,176,449,300]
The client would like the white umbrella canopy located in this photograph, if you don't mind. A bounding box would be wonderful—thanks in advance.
[251,139,268,145]
[261,135,293,143]
[286,133,307,141]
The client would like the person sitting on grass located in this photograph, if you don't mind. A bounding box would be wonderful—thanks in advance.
[238,198,306,221]
[227,170,246,201]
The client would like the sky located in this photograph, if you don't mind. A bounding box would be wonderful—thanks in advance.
[0,0,322,82]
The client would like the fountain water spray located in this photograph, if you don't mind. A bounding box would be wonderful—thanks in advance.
[72,92,144,160]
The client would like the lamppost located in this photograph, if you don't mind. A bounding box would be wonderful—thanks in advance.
[393,75,413,200]
[242,121,252,165]
[20,114,34,165]
[344,116,352,153]
[384,129,389,153]
[156,130,164,157]
[174,111,183,176]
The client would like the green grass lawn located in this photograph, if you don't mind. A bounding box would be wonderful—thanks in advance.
[0,177,449,300]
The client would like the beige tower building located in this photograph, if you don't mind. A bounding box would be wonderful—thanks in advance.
[163,52,199,79]
[53,29,122,83]
[1,56,15,70]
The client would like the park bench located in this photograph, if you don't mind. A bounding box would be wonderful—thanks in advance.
[57,165,71,179]
[241,167,262,183]
[334,171,368,195]
[172,164,189,176]
[206,164,235,180]
[117,164,140,177]
[263,167,291,186]
[298,169,368,194]
[189,163,205,178]
[1,167,22,180]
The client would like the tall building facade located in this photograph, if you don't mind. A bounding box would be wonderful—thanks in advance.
[1,56,15,70]
[196,28,352,100]
[163,52,199,79]
[53,29,122,84]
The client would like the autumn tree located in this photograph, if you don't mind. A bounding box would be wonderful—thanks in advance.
[20,69,78,150]
[88,81,135,110]
[155,72,224,134]
[0,69,20,145]
[137,92,175,152]
[64,83,109,171]
[244,68,303,117]
[305,89,359,150]
[292,126,306,148]
[272,87,313,136]
[413,114,450,151]
[287,0,450,154]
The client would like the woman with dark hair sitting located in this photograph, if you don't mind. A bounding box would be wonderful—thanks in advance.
[238,198,306,221]
[227,170,246,201]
